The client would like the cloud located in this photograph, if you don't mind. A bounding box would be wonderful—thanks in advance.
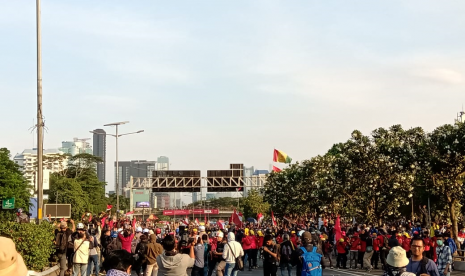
[411,68,463,84]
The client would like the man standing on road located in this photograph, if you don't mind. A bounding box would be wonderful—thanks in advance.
[406,237,439,276]
[55,221,73,276]
[223,232,244,276]
[435,235,452,276]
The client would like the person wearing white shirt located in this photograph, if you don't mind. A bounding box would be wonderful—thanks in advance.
[222,232,244,276]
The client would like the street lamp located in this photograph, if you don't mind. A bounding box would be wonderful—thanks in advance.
[90,122,144,212]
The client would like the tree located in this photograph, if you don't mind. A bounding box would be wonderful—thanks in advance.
[49,153,107,217]
[0,148,32,221]
[423,123,465,241]
[48,174,88,219]
[107,193,130,212]
[241,189,270,218]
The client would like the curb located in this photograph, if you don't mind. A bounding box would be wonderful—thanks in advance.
[28,265,59,276]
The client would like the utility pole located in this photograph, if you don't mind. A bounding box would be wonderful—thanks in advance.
[36,0,44,221]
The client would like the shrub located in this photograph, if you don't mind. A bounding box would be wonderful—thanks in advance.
[0,221,55,271]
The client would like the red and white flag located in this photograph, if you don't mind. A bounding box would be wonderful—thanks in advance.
[232,209,243,228]
[125,211,134,216]
[257,213,263,224]
[181,216,189,225]
[217,220,225,229]
[106,205,113,211]
[195,218,200,225]
[272,166,281,172]
[271,211,277,227]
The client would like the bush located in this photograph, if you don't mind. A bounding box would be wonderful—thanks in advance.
[0,221,55,271]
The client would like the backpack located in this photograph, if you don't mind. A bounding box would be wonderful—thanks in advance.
[366,238,374,253]
[107,238,121,252]
[280,243,294,263]
[55,232,67,254]
[446,239,457,254]
[301,246,322,276]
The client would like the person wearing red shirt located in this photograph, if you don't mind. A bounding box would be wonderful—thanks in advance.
[276,234,283,244]
[117,218,136,253]
[396,233,404,245]
[290,231,298,248]
[423,234,432,259]
[349,233,360,269]
[371,233,380,269]
[242,231,254,270]
[359,231,367,269]
[336,238,348,269]
[402,234,411,258]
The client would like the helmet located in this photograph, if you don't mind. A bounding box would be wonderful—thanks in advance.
[143,229,149,234]
[136,227,142,232]
[156,228,161,234]
[199,226,205,232]
[77,223,85,230]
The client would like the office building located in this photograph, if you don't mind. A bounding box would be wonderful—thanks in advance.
[92,129,106,183]
[156,156,169,170]
[60,138,92,156]
[115,160,156,194]
[14,148,67,193]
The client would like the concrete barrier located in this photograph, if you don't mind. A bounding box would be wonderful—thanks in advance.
[28,265,59,276]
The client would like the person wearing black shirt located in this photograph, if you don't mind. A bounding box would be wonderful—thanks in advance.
[209,232,227,276]
[263,234,279,276]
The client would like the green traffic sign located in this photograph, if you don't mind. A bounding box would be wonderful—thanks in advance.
[2,198,15,209]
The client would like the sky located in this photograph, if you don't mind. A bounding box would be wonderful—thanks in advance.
[1,1,465,192]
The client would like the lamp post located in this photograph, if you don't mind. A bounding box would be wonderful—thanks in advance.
[90,123,143,212]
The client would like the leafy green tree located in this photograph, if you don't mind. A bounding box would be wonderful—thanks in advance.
[107,193,130,212]
[241,189,270,218]
[423,123,465,240]
[48,174,88,219]
[0,148,32,221]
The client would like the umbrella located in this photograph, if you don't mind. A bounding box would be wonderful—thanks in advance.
[247,217,257,223]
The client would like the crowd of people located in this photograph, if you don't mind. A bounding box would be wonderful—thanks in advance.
[49,213,465,276]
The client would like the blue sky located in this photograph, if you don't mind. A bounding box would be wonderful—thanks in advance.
[1,1,465,191]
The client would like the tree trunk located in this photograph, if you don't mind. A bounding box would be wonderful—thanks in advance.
[449,198,459,245]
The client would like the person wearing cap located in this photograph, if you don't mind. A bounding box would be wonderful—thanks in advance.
[384,246,416,276]
[208,231,226,276]
[0,237,28,276]
[55,221,73,276]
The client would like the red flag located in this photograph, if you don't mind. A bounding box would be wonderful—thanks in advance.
[217,220,224,229]
[106,205,113,211]
[125,211,134,216]
[204,215,207,224]
[195,218,199,225]
[237,187,242,191]
[271,211,277,226]
[232,209,243,228]
[272,166,281,172]
[88,214,93,222]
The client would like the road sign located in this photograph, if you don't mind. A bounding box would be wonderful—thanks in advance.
[2,198,15,209]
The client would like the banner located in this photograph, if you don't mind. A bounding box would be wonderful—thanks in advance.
[163,209,219,216]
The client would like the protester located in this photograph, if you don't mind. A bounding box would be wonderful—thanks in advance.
[0,237,29,276]
[157,234,195,276]
[223,232,244,276]
[435,235,452,276]
[384,246,416,276]
[262,234,278,276]
[192,236,205,276]
[102,250,134,276]
[73,231,93,276]
[146,234,163,276]
[55,221,73,276]
[406,237,439,276]
[278,233,296,276]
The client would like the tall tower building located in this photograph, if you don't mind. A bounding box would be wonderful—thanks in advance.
[93,129,106,183]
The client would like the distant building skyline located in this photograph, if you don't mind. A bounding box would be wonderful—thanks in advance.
[115,160,156,192]
[60,138,92,156]
[92,129,106,183]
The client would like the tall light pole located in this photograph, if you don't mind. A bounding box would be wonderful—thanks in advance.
[90,123,143,212]
[36,0,44,220]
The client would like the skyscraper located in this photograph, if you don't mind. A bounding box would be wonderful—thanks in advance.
[93,129,106,183]
[115,160,156,192]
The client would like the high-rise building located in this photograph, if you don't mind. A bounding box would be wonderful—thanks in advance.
[14,148,68,193]
[156,156,169,170]
[92,129,106,183]
[60,138,92,156]
[115,160,156,195]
